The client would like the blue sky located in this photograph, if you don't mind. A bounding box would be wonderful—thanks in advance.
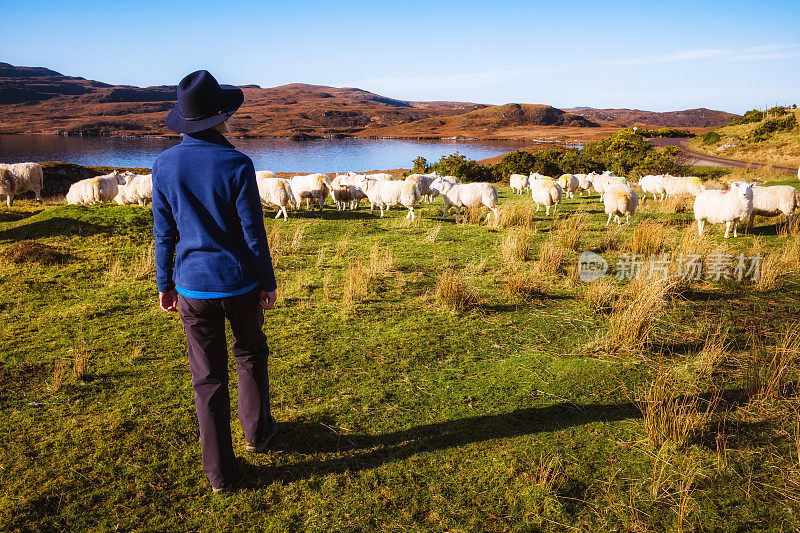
[2,0,799,113]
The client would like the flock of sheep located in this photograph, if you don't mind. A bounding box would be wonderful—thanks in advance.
[512,170,800,237]
[1,161,799,239]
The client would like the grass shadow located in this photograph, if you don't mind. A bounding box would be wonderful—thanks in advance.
[0,210,43,223]
[0,217,110,241]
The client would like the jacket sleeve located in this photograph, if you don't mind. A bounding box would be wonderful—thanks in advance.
[152,161,178,293]
[235,158,277,292]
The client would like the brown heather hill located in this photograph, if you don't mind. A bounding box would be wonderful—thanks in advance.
[356,103,621,143]
[0,63,484,138]
[563,107,740,128]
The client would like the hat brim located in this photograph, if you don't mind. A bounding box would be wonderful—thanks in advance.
[165,85,244,134]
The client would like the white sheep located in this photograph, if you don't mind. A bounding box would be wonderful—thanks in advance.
[590,172,628,200]
[289,173,331,211]
[0,162,43,207]
[529,172,554,181]
[637,174,666,201]
[256,177,294,220]
[329,175,360,211]
[603,183,638,226]
[443,175,461,184]
[430,176,498,223]
[509,173,529,194]
[558,174,580,199]
[255,170,278,180]
[405,172,441,203]
[529,179,563,215]
[114,173,152,205]
[576,173,593,196]
[693,181,754,238]
[748,185,800,229]
[664,175,705,197]
[337,173,368,209]
[66,171,125,205]
[355,176,420,219]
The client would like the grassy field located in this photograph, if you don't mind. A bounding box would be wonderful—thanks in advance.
[689,109,800,169]
[2,171,800,531]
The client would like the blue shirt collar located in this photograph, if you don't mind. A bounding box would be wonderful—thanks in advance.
[181,129,235,149]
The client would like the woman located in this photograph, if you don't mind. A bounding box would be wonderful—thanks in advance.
[152,70,278,493]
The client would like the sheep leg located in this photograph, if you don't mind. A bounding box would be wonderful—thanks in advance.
[441,204,449,220]
[490,207,498,222]
[454,207,461,224]
[274,209,281,219]
[536,204,541,212]
[545,205,550,216]
[606,213,612,227]
[379,205,385,218]
[733,221,738,238]
[5,195,11,208]
[697,219,704,236]
[406,207,415,220]
[724,221,731,239]
[788,213,794,231]
[282,207,288,221]
[747,211,755,231]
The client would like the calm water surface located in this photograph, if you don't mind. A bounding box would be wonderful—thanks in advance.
[0,134,526,173]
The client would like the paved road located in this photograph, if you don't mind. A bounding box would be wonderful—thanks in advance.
[648,137,798,174]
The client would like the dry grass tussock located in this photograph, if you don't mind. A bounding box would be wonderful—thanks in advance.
[108,246,155,281]
[534,239,563,276]
[628,219,667,256]
[491,200,536,229]
[499,229,531,263]
[636,367,721,449]
[72,339,92,381]
[340,244,394,308]
[745,325,800,400]
[757,235,800,290]
[335,233,351,257]
[599,224,624,252]
[435,267,478,312]
[267,224,283,255]
[605,277,674,355]
[424,224,442,243]
[557,212,586,251]
[660,195,693,215]
[505,270,546,299]
[1,240,66,265]
[696,324,730,375]
[584,278,619,314]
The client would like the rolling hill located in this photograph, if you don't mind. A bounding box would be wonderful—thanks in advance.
[563,107,739,128]
[0,62,741,141]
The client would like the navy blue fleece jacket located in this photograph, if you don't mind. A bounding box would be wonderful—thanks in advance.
[151,129,277,294]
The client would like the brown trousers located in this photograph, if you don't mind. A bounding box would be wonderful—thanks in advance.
[178,288,275,489]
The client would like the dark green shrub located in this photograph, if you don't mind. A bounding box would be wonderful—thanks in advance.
[496,150,537,177]
[403,156,430,177]
[768,106,788,117]
[750,114,797,142]
[729,109,764,126]
[636,128,694,138]
[429,152,501,183]
[701,131,721,145]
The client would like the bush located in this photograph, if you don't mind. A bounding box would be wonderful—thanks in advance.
[729,109,764,126]
[429,152,501,183]
[497,150,538,177]
[750,114,797,142]
[403,156,430,177]
[636,128,694,138]
[700,131,721,145]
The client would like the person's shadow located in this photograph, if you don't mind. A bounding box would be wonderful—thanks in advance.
[238,387,751,488]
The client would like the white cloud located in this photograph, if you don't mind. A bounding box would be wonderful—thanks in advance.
[598,49,729,67]
[601,44,800,67]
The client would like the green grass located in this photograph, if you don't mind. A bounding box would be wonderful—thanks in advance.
[2,182,800,531]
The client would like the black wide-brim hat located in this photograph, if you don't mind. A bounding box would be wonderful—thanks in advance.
[165,70,244,134]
